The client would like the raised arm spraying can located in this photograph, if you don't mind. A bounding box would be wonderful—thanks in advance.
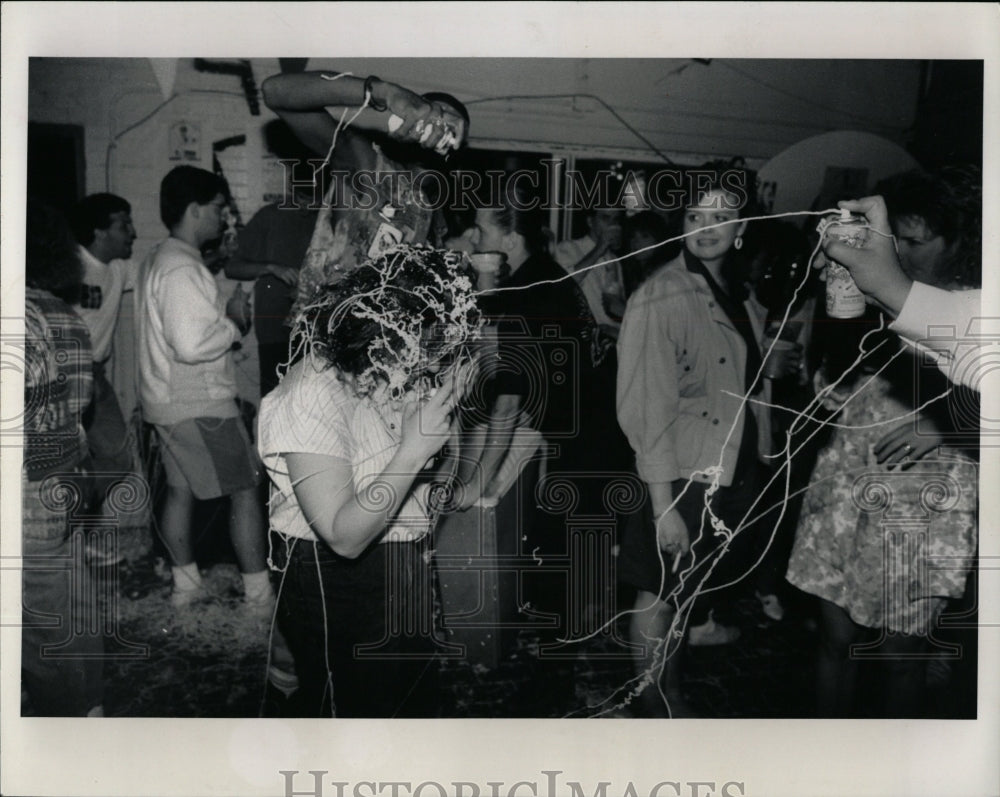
[818,209,869,319]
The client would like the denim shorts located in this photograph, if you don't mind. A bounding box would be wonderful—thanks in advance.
[155,415,263,499]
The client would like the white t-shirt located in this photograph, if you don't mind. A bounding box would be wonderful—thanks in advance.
[258,357,433,544]
[77,245,134,363]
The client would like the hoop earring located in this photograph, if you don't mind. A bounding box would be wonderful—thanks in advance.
[733,236,743,251]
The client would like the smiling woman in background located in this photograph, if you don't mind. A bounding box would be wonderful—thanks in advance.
[616,163,791,717]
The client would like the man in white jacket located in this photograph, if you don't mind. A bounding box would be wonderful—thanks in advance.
[137,166,272,611]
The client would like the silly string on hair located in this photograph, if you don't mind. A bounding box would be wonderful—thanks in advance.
[288,244,484,403]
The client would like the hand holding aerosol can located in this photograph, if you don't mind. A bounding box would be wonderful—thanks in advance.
[814,197,915,318]
[817,208,869,319]
[369,77,464,156]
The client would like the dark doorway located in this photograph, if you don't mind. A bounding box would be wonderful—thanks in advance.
[27,122,86,213]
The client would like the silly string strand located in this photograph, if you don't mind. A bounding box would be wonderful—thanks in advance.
[297,110,946,718]
[313,72,370,182]
[476,208,881,300]
[556,217,941,718]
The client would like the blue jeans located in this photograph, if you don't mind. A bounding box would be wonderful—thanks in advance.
[271,534,441,717]
[83,362,133,476]
[21,472,104,715]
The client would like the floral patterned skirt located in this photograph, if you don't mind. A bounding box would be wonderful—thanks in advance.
[786,374,978,635]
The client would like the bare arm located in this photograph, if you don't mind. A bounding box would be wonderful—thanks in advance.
[454,392,521,508]
[479,394,522,500]
[261,71,376,164]
[286,379,457,558]
[647,480,690,555]
[287,447,426,558]
[261,71,465,164]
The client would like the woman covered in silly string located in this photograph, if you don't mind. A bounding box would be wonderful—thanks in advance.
[261,68,469,310]
[257,244,481,717]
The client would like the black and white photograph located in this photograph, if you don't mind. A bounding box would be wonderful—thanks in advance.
[2,4,998,797]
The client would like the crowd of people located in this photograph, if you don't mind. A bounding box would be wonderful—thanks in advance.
[21,68,984,719]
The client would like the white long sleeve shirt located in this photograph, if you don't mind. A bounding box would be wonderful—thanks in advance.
[137,237,240,425]
[889,282,988,391]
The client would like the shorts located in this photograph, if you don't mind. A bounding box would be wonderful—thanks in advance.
[154,415,263,500]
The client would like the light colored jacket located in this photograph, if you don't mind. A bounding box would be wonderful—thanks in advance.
[616,253,772,487]
[136,237,240,425]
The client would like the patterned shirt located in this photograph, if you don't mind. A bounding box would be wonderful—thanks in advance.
[295,144,434,309]
[23,288,93,480]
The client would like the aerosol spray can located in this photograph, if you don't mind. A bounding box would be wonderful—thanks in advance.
[818,209,868,319]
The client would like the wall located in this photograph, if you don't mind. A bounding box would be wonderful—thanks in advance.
[29,58,924,229]
[29,57,282,262]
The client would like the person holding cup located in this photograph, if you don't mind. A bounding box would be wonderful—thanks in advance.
[467,250,505,293]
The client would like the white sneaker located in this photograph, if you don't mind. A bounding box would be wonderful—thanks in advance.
[756,591,785,622]
[268,665,300,697]
[688,611,741,646]
[84,539,125,568]
[244,591,277,622]
[170,584,209,608]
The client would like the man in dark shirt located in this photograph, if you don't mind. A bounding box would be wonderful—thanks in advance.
[225,196,318,396]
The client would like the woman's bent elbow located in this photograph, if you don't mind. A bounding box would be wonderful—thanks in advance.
[326,535,367,560]
[260,75,284,109]
[334,544,364,560]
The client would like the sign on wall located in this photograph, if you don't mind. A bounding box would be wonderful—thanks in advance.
[168,120,201,162]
